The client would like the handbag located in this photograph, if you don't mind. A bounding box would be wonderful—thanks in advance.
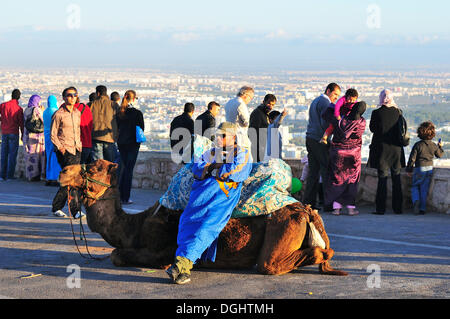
[397,110,410,147]
[136,126,146,143]
[308,222,326,249]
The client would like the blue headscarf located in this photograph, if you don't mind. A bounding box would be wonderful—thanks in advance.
[43,95,59,133]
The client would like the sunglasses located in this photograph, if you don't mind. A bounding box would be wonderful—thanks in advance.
[65,93,78,98]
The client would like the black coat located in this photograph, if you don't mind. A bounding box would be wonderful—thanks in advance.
[249,104,270,162]
[195,110,216,140]
[116,107,144,147]
[170,112,194,151]
[368,105,406,169]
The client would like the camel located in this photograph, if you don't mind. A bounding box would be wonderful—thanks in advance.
[59,159,347,276]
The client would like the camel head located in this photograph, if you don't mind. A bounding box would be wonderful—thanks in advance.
[59,159,119,203]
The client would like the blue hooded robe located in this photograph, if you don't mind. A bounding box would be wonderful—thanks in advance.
[175,145,252,263]
[43,96,61,181]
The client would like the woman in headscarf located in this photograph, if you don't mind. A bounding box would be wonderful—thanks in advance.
[23,95,46,181]
[323,101,367,216]
[368,89,406,215]
[43,95,61,186]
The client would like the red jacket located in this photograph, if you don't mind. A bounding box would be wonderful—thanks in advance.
[76,103,93,148]
[0,99,24,135]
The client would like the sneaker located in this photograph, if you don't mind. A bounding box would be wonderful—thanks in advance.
[347,208,359,216]
[74,211,86,219]
[166,264,180,282]
[53,210,67,218]
[419,210,426,215]
[175,273,191,285]
[122,200,133,205]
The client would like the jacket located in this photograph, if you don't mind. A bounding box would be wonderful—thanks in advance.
[90,96,118,143]
[170,112,194,150]
[76,103,93,148]
[249,104,270,162]
[0,99,24,136]
[195,110,216,139]
[406,140,444,172]
[116,107,145,146]
[50,104,82,156]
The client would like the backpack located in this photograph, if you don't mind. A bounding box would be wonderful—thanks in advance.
[397,110,410,147]
[25,108,44,133]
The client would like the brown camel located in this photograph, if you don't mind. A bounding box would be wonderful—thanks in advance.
[59,159,347,276]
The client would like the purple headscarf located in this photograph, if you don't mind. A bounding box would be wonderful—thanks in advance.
[28,95,42,108]
[378,89,397,108]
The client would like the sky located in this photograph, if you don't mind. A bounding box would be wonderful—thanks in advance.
[0,0,449,71]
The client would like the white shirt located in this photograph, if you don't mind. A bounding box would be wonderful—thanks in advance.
[224,96,251,149]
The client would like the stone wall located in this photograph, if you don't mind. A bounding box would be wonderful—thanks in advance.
[6,146,450,214]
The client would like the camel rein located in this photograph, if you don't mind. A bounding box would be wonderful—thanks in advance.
[66,165,116,261]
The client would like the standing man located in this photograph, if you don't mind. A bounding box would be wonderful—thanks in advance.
[90,85,118,162]
[0,89,24,181]
[76,100,93,164]
[303,83,341,210]
[249,94,277,162]
[50,87,84,219]
[195,101,220,141]
[224,86,254,152]
[170,103,195,163]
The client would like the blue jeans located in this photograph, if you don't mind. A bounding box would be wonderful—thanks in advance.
[411,167,433,211]
[92,141,118,163]
[1,134,20,180]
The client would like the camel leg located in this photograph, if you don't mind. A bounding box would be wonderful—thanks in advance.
[256,211,335,275]
[111,248,173,269]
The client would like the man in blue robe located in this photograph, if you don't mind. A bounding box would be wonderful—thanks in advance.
[166,122,252,284]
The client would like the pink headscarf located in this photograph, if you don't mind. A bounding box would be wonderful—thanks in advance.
[378,89,397,107]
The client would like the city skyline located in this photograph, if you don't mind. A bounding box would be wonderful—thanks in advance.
[0,1,449,70]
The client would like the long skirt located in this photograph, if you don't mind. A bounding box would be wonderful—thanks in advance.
[324,146,362,207]
[44,132,61,181]
[24,132,46,181]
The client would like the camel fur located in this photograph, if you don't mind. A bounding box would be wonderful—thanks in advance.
[59,159,347,276]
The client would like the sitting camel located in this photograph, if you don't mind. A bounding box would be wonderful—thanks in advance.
[59,159,347,276]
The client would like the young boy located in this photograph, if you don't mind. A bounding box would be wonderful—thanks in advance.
[264,109,288,161]
[406,121,444,215]
[320,88,359,144]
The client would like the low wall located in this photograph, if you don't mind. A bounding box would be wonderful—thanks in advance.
[6,146,450,214]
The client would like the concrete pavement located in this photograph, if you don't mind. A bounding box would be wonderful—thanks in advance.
[0,179,448,299]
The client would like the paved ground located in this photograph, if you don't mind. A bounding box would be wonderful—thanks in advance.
[0,179,448,300]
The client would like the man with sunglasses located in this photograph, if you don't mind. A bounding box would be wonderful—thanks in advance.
[166,122,252,285]
[50,87,84,219]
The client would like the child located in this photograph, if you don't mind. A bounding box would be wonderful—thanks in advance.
[264,109,288,161]
[320,88,359,144]
[406,121,444,215]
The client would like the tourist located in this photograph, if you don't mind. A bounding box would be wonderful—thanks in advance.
[224,86,254,151]
[166,122,252,285]
[0,89,24,181]
[323,102,367,216]
[110,91,121,106]
[303,83,341,210]
[368,89,406,215]
[195,101,220,141]
[116,90,144,205]
[170,103,195,162]
[43,95,61,186]
[264,109,288,161]
[406,121,444,215]
[23,95,46,181]
[249,94,277,162]
[90,85,119,162]
[87,92,96,107]
[50,87,84,219]
[320,88,359,144]
[76,98,93,164]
